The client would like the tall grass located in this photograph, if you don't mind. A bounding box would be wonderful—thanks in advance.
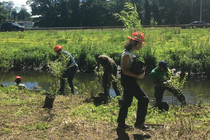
[0,28,210,77]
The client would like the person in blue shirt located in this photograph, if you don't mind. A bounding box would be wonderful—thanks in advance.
[54,45,78,95]
[151,61,187,107]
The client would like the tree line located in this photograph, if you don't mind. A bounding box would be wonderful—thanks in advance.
[1,0,210,27]
[0,1,30,24]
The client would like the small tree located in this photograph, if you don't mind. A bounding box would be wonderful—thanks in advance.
[43,52,71,109]
[114,2,144,35]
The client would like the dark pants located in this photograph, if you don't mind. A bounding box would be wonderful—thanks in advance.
[59,65,78,94]
[154,86,186,106]
[117,81,149,125]
[102,71,120,97]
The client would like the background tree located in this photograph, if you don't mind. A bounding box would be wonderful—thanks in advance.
[17,5,30,20]
[24,0,210,27]
[1,1,14,20]
[0,2,8,24]
[144,0,151,25]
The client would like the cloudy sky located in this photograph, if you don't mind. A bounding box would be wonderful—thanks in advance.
[0,0,31,13]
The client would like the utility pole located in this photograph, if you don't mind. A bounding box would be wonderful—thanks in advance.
[200,0,202,21]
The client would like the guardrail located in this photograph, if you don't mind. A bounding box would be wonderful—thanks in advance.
[25,24,210,30]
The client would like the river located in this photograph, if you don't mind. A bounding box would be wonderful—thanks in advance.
[1,70,210,106]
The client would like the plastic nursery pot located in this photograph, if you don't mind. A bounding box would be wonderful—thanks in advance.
[158,102,169,111]
[42,93,56,109]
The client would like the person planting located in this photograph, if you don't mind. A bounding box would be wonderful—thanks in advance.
[117,31,150,130]
[54,45,78,95]
[14,76,27,89]
[151,60,187,107]
[95,55,121,103]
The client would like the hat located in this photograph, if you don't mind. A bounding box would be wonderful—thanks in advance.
[54,45,63,53]
[159,61,168,71]
[127,31,145,44]
[14,76,22,82]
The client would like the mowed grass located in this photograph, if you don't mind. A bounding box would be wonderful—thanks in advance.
[1,86,210,139]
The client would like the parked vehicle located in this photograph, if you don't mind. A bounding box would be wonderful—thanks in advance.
[188,21,210,28]
[1,22,25,31]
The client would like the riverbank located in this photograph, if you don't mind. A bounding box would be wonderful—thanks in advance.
[1,28,210,77]
[0,86,210,139]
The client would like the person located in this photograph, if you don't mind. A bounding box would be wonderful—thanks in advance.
[117,31,150,130]
[54,45,78,95]
[151,60,187,107]
[95,55,121,102]
[14,76,27,89]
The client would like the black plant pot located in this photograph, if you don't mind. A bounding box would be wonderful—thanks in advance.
[158,102,169,111]
[43,94,55,109]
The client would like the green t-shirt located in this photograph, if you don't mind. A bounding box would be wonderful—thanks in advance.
[151,67,170,86]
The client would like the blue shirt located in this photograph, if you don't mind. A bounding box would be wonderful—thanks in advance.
[62,50,77,68]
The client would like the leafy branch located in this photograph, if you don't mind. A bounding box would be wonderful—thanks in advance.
[114,2,144,33]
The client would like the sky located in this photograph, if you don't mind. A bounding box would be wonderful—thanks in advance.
[0,0,31,13]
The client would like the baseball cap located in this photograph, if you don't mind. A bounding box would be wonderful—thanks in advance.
[159,61,168,71]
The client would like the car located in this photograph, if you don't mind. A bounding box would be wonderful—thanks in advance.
[189,21,210,25]
[188,21,210,28]
[1,22,25,31]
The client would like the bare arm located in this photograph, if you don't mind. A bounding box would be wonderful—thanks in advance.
[108,73,112,88]
[122,55,140,79]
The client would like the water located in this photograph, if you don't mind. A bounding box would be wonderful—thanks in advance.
[1,71,210,106]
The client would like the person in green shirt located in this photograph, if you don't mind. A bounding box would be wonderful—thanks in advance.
[14,76,27,90]
[151,61,187,107]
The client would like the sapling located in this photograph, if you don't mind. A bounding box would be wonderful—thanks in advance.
[43,53,71,109]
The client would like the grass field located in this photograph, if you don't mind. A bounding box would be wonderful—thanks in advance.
[0,86,210,139]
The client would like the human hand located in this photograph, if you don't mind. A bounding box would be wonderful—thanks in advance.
[95,66,99,72]
[137,71,145,79]
[161,81,167,87]
[95,66,98,70]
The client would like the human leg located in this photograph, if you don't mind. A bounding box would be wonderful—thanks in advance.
[112,81,121,96]
[67,66,77,94]
[102,72,109,97]
[59,78,65,94]
[117,87,133,125]
[154,86,165,107]
[129,83,149,126]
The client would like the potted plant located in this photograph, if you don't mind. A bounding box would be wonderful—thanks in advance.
[43,54,70,109]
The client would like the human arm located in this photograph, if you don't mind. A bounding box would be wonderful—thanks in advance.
[108,73,112,88]
[121,55,143,79]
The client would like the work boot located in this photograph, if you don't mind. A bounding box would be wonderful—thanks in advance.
[134,123,150,131]
[117,123,133,130]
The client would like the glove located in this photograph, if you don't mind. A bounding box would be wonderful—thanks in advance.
[161,80,171,87]
[161,81,167,87]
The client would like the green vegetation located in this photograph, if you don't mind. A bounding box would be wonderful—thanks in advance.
[1,28,210,77]
[0,87,210,139]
